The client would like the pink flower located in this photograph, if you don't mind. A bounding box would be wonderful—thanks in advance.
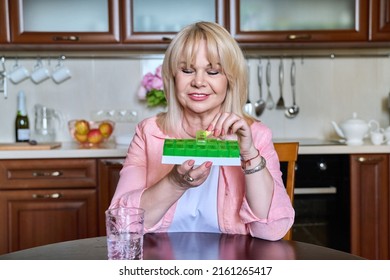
[141,72,155,91]
[141,71,163,91]
[151,75,163,90]
[137,85,147,100]
[155,65,162,78]
[138,64,165,106]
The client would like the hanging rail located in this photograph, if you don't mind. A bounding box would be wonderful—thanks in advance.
[245,53,390,60]
[0,54,165,60]
[0,52,390,60]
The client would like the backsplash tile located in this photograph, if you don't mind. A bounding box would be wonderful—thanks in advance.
[0,55,389,143]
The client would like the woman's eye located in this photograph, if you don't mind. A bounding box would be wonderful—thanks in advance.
[207,70,219,75]
[181,68,194,74]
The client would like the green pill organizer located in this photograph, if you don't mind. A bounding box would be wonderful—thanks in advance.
[162,130,241,166]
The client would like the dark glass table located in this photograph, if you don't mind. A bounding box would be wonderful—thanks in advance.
[0,232,364,260]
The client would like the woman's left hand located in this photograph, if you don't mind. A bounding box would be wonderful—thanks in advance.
[207,112,256,159]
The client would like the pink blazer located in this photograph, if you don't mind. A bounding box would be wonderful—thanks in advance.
[110,117,294,241]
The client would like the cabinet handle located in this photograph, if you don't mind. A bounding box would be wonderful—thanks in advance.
[32,193,62,199]
[294,186,337,195]
[102,159,124,165]
[356,156,383,163]
[32,171,63,177]
[162,37,173,42]
[52,36,79,41]
[287,34,312,40]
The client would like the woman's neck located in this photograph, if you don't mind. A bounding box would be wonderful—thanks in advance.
[181,116,210,138]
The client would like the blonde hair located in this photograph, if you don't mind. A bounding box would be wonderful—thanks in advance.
[157,21,251,137]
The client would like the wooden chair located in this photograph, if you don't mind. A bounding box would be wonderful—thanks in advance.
[273,142,299,240]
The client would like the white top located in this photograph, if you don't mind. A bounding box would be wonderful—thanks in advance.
[168,166,220,233]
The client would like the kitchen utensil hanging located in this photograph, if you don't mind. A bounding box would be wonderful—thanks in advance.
[285,59,299,118]
[265,59,274,110]
[254,59,266,116]
[0,57,7,99]
[244,62,253,115]
[276,58,285,109]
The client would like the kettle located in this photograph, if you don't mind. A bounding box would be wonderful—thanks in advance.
[33,104,63,142]
[331,112,379,146]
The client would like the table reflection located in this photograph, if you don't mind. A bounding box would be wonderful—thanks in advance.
[0,232,363,260]
[144,232,296,260]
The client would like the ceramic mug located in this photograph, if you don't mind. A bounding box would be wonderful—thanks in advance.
[384,127,390,145]
[370,130,385,145]
[52,62,71,84]
[31,60,50,84]
[8,63,29,84]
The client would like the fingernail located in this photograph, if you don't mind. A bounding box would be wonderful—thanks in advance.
[188,160,195,166]
[207,124,213,131]
[205,161,213,168]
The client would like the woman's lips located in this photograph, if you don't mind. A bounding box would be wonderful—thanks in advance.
[188,92,210,101]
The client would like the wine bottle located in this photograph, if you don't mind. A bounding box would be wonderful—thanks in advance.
[15,90,30,142]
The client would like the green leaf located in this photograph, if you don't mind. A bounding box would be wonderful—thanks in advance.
[146,89,167,107]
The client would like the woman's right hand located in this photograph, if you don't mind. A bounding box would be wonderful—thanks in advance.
[169,160,213,189]
[141,160,212,228]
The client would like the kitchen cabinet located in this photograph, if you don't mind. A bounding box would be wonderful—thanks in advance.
[0,188,97,254]
[3,0,224,49]
[0,159,98,254]
[122,0,226,44]
[370,0,390,40]
[0,0,9,43]
[230,0,369,44]
[98,158,123,236]
[350,154,389,260]
[2,0,390,50]
[9,0,120,44]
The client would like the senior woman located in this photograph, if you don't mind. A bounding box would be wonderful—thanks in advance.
[109,21,294,241]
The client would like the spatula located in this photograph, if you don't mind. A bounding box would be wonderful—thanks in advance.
[276,59,285,109]
[244,62,253,115]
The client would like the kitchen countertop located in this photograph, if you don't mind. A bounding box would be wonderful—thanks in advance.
[0,140,389,160]
[0,142,129,159]
[274,138,390,155]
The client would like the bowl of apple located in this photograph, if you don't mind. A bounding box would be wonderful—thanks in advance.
[68,119,115,147]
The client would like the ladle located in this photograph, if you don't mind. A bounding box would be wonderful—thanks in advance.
[265,60,274,110]
[254,60,266,116]
[285,60,299,118]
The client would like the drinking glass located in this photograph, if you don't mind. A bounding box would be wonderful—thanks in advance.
[105,207,145,260]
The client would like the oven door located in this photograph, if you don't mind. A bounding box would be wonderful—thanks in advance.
[282,154,350,253]
[292,186,350,253]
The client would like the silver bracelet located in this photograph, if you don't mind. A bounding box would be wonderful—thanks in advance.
[242,156,266,174]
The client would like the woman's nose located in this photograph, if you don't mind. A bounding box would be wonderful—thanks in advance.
[192,72,206,87]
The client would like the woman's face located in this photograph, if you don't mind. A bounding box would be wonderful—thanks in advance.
[174,40,228,117]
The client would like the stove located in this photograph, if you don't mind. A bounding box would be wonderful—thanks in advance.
[273,138,342,146]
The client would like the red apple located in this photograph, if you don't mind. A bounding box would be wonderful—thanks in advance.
[99,122,114,138]
[74,132,88,143]
[74,120,90,135]
[87,129,103,144]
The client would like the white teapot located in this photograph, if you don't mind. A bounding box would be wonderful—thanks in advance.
[331,113,379,146]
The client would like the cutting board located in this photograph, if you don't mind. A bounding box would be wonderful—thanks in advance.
[0,142,62,150]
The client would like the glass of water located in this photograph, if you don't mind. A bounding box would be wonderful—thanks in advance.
[105,207,145,260]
